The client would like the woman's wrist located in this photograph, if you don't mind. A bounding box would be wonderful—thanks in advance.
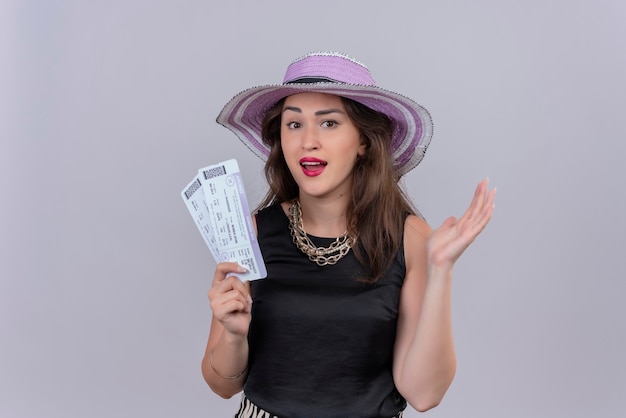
[209,348,248,379]
[426,262,454,284]
[209,333,249,381]
[221,329,249,346]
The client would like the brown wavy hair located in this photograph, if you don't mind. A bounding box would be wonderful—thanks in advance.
[256,96,419,283]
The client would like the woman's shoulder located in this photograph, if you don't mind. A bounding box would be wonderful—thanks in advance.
[401,215,431,286]
[403,214,431,265]
[404,214,432,242]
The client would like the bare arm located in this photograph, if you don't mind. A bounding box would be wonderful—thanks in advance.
[393,179,496,411]
[202,215,260,398]
[201,262,252,398]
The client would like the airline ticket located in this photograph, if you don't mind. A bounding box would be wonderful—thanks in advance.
[181,159,267,281]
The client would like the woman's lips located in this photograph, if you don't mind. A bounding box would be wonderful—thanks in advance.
[299,157,327,177]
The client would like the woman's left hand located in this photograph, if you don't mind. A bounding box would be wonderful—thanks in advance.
[426,178,496,270]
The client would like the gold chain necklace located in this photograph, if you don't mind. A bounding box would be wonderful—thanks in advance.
[288,200,355,266]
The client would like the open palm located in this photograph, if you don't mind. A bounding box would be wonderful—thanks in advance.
[426,179,496,270]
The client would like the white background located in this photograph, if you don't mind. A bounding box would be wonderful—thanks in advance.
[1,1,625,417]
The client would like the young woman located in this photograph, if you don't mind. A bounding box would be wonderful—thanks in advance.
[201,52,495,417]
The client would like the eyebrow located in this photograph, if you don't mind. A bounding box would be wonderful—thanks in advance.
[282,106,346,116]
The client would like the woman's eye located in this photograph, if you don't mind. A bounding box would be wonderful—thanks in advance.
[286,121,301,129]
[321,120,337,128]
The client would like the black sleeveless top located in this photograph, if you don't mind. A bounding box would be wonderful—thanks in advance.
[245,203,407,417]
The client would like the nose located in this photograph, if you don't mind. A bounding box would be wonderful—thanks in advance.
[301,126,320,151]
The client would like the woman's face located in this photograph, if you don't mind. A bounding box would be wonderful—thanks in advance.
[280,92,365,201]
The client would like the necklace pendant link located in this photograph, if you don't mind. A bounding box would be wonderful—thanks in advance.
[288,200,355,267]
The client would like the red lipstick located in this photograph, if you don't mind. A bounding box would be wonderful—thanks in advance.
[299,157,327,177]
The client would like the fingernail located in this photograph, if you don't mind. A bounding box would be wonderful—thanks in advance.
[237,265,248,273]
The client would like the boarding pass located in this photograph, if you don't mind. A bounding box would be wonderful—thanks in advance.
[181,159,267,281]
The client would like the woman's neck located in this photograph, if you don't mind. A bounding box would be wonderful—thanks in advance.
[296,194,349,238]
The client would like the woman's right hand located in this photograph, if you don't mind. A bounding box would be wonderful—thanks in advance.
[208,262,253,339]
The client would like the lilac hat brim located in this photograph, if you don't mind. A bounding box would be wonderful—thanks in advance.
[216,56,433,177]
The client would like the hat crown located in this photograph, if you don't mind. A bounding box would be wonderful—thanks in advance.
[282,52,376,86]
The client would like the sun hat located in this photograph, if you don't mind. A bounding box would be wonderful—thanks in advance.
[216,51,433,176]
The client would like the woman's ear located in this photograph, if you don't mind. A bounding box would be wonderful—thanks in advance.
[358,142,367,157]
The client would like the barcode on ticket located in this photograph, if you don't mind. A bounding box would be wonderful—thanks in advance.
[183,178,202,200]
[201,165,227,180]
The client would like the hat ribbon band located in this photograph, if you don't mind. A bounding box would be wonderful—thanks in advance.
[284,76,341,85]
